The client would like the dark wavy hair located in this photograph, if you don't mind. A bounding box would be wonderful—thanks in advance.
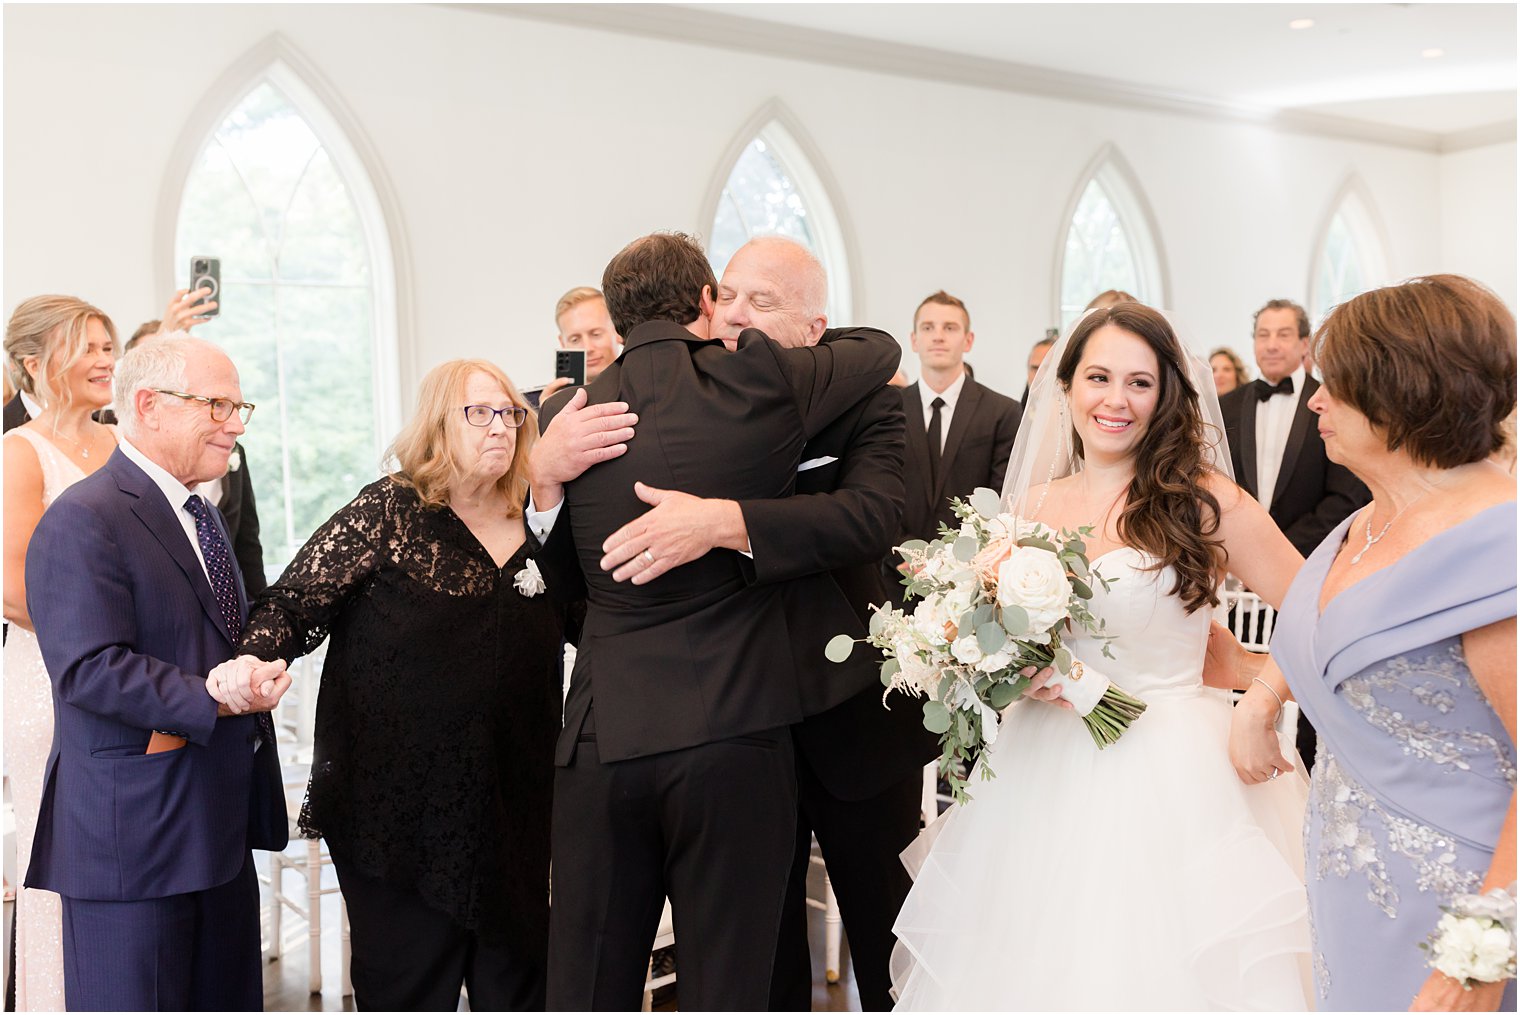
[601,232,716,339]
[1058,304,1226,612]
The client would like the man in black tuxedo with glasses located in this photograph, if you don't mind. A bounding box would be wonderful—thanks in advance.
[528,232,900,1010]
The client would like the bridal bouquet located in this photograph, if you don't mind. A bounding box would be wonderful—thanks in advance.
[826,488,1144,802]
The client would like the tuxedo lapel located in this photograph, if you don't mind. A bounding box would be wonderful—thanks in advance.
[934,380,982,501]
[1272,376,1318,509]
[1235,391,1260,498]
[110,453,236,647]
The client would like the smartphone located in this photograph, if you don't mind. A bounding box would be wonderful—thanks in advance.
[189,256,221,318]
[555,348,587,386]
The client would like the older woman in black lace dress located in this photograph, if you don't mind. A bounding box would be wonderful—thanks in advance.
[239,359,563,1010]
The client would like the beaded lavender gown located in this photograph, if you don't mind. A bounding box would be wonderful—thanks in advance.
[1274,503,1517,1011]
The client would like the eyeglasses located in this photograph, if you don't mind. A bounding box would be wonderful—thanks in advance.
[152,389,256,424]
[462,405,529,428]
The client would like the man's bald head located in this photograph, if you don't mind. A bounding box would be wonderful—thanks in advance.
[713,235,829,349]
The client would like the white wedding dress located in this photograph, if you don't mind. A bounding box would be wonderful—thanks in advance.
[891,547,1313,1011]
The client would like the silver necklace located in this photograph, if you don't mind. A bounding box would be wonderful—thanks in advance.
[48,424,96,459]
[1349,489,1433,565]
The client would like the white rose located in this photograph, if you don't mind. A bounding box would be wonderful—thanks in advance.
[892,640,938,695]
[912,593,949,646]
[976,647,1015,674]
[941,582,977,629]
[996,546,1070,633]
[951,634,983,665]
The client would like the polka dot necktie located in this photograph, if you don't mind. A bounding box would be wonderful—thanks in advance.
[185,494,274,745]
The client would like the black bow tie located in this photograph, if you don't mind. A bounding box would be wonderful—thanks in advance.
[1253,376,1294,402]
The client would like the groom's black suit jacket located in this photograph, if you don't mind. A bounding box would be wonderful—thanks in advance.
[536,320,899,765]
[1219,374,1369,557]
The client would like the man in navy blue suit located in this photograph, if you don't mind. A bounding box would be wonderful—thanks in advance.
[25,336,291,1011]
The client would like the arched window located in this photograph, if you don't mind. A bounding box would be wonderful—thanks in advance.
[1055,151,1167,330]
[1309,181,1389,325]
[706,117,853,322]
[175,63,395,582]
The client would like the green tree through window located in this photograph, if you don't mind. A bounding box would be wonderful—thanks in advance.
[176,82,380,584]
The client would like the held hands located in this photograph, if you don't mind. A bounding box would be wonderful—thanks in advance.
[529,389,638,506]
[161,286,217,333]
[1228,685,1294,784]
[600,482,745,584]
[207,655,291,715]
[539,376,575,401]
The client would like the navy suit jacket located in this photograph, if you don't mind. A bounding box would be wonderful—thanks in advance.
[25,448,286,902]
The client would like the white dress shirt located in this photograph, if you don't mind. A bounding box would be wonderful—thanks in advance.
[118,435,210,581]
[19,390,43,419]
[919,370,969,454]
[1254,364,1306,511]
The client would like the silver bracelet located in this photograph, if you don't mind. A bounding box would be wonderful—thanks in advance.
[1251,676,1284,721]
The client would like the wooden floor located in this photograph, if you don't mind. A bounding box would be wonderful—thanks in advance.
[262,848,862,1012]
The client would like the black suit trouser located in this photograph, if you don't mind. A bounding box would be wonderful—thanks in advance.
[547,724,797,1011]
[329,845,545,1011]
[769,753,922,1011]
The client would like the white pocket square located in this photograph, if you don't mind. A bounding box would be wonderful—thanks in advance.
[799,456,838,472]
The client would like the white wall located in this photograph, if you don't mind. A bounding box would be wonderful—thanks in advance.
[1439,141,1518,308]
[4,4,1503,426]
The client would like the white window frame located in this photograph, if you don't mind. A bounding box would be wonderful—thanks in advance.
[1308,175,1392,325]
[1051,144,1170,328]
[699,99,858,325]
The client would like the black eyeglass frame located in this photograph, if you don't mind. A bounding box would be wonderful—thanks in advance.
[461,404,529,429]
[152,388,256,424]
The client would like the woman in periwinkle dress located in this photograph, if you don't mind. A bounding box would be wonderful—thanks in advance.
[1221,275,1516,1011]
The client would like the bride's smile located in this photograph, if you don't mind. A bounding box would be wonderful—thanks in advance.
[1067,324,1160,465]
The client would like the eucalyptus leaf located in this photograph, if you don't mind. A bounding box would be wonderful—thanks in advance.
[972,603,995,627]
[1018,535,1058,552]
[868,610,888,637]
[958,609,977,638]
[955,708,970,742]
[953,536,979,562]
[878,658,901,687]
[1065,536,1087,555]
[1071,577,1094,600]
[1054,646,1073,674]
[969,487,1001,520]
[900,539,929,555]
[1064,553,1090,578]
[923,700,952,735]
[825,634,856,663]
[1001,604,1029,636]
[988,677,1026,710]
[976,622,1006,654]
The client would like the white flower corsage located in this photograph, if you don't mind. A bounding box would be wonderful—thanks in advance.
[1421,884,1517,988]
[513,559,546,597]
[227,448,241,472]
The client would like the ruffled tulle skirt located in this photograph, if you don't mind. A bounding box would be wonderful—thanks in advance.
[891,688,1313,1011]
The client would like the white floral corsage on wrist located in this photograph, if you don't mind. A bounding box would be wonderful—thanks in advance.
[513,558,546,597]
[1421,884,1517,988]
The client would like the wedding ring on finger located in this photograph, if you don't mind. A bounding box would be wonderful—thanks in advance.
[1269,767,1280,780]
[641,549,656,566]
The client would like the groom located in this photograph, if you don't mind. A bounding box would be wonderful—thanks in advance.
[530,232,899,1010]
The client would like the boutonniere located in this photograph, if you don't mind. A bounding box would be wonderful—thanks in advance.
[227,448,242,472]
[513,558,546,597]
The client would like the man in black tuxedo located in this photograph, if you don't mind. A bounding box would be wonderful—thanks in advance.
[898,291,1022,569]
[1218,299,1369,557]
[3,386,37,430]
[528,233,899,1010]
[592,236,938,1009]
[1219,298,1368,765]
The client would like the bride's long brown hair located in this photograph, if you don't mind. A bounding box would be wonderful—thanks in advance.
[1057,304,1226,612]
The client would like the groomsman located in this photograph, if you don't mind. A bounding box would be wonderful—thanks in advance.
[529,286,623,407]
[1218,299,1368,557]
[898,291,1023,562]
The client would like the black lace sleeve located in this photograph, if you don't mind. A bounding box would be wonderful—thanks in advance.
[239,478,391,662]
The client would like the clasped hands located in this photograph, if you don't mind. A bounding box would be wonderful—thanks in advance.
[207,655,291,716]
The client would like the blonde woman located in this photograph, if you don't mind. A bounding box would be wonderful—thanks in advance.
[2,295,119,1011]
[238,359,565,1010]
[1209,346,1250,396]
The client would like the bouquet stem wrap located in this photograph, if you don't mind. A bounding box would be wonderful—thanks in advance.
[1054,660,1148,748]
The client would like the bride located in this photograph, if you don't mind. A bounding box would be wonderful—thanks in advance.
[891,303,1314,1011]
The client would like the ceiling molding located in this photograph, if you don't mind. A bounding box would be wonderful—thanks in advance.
[1439,119,1518,155]
[447,2,1464,154]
